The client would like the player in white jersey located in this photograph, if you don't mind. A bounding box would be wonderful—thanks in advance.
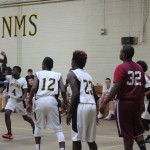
[0,66,35,139]
[0,51,7,65]
[27,57,67,150]
[66,50,98,150]
[137,61,150,143]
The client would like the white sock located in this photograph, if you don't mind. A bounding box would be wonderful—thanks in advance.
[35,144,40,150]
[109,110,114,115]
[60,148,65,150]
[98,112,102,118]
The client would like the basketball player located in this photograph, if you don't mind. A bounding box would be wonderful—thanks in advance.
[27,57,67,150]
[137,60,150,143]
[0,51,7,111]
[0,51,7,65]
[0,66,35,139]
[100,46,146,150]
[66,50,98,150]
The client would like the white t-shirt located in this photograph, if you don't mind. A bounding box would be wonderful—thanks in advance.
[102,85,112,97]
[72,69,95,104]
[6,75,27,99]
[36,70,61,98]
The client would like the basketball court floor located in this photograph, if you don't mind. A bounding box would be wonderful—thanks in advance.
[0,113,150,150]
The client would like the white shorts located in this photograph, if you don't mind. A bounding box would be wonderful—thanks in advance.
[5,98,27,115]
[142,97,150,120]
[72,103,96,142]
[34,96,62,132]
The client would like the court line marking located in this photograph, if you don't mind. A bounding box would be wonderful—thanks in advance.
[98,144,123,150]
[97,135,121,140]
[0,125,124,149]
[0,125,68,134]
[0,126,122,139]
[0,126,122,142]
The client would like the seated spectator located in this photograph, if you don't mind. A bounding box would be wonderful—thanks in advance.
[98,78,115,120]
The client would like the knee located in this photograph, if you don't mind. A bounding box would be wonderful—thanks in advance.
[56,132,65,142]
[5,110,11,117]
[22,115,28,121]
[34,126,41,137]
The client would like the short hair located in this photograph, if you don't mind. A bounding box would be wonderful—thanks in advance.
[13,66,22,73]
[136,60,148,72]
[28,69,33,72]
[122,45,134,59]
[105,78,111,81]
[28,76,34,80]
[72,50,87,68]
[43,57,53,70]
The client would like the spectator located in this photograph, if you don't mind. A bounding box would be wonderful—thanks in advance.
[25,69,34,93]
[98,78,115,120]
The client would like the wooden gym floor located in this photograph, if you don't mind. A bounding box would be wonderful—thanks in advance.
[0,113,150,150]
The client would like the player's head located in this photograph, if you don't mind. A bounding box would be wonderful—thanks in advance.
[105,78,111,87]
[12,66,22,78]
[42,57,53,70]
[27,69,33,76]
[72,50,87,69]
[136,60,148,72]
[28,77,34,86]
[120,45,134,61]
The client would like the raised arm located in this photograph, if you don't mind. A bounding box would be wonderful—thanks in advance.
[0,51,7,64]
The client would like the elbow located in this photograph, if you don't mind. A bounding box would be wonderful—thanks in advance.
[113,84,121,93]
[61,89,66,94]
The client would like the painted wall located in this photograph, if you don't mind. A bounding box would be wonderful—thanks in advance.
[0,0,149,84]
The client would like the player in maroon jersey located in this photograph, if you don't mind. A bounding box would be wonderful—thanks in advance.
[100,45,146,150]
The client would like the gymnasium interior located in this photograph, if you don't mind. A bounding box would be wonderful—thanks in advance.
[0,0,150,150]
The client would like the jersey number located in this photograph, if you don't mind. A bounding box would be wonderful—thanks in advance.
[12,89,16,96]
[127,71,141,86]
[41,78,55,91]
[83,80,93,95]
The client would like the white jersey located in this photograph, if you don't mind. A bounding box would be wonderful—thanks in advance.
[145,75,150,88]
[36,70,61,98]
[6,75,27,99]
[72,69,95,104]
[142,74,150,120]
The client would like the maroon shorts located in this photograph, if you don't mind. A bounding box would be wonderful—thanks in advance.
[115,99,144,138]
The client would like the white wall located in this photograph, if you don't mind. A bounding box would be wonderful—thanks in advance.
[0,0,150,84]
